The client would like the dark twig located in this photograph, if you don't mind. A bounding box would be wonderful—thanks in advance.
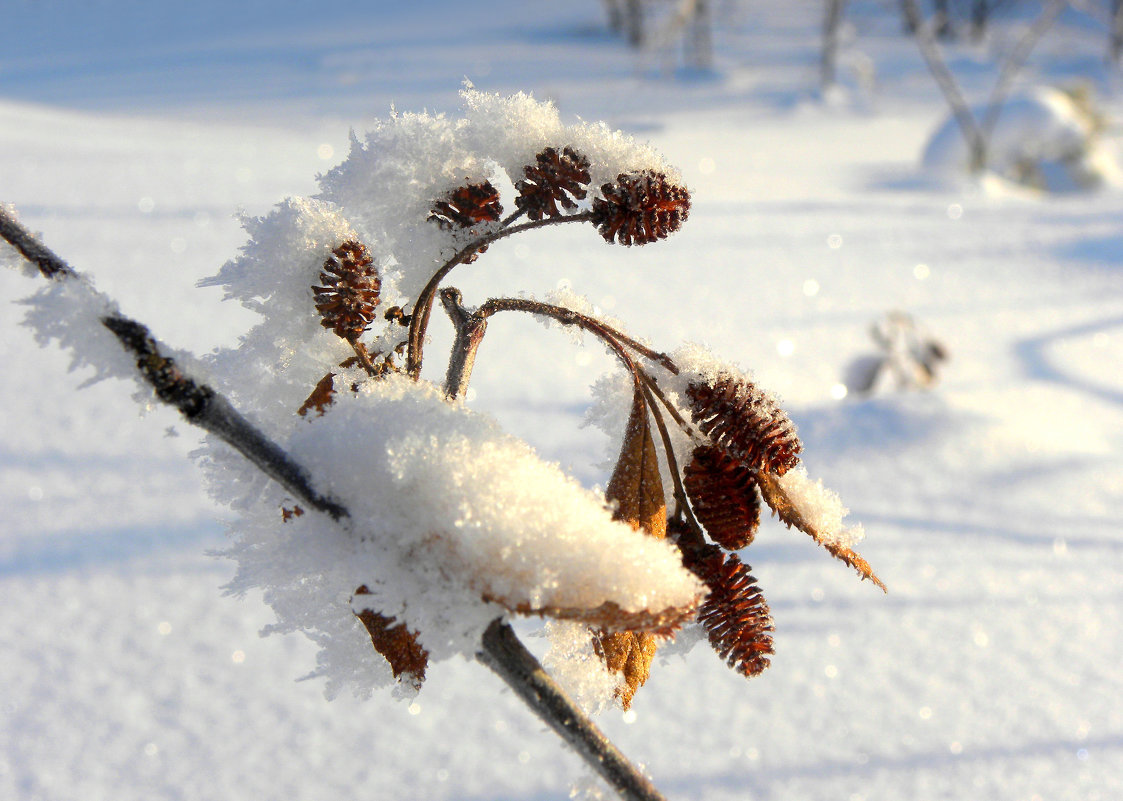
[476,296,677,373]
[901,0,987,171]
[980,0,1068,142]
[0,208,349,521]
[478,619,668,801]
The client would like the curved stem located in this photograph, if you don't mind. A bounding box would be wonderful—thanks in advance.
[476,296,676,373]
[640,379,705,546]
[406,212,596,378]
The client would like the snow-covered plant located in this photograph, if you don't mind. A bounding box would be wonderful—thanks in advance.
[1,89,883,801]
[845,311,949,396]
[902,0,1113,188]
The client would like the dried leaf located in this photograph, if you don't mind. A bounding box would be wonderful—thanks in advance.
[352,585,429,690]
[593,630,658,709]
[298,372,336,418]
[605,387,667,540]
[595,387,667,708]
[756,471,886,592]
[480,595,689,636]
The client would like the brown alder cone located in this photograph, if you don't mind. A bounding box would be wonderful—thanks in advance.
[353,586,429,689]
[591,170,690,246]
[755,470,887,592]
[429,181,503,229]
[515,146,591,220]
[683,445,761,550]
[680,541,775,677]
[686,375,802,476]
[594,387,667,709]
[313,240,381,341]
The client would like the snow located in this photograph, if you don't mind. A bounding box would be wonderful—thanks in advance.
[214,374,703,698]
[922,84,1120,191]
[2,2,1122,800]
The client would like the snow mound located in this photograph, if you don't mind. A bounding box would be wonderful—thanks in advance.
[922,86,1119,192]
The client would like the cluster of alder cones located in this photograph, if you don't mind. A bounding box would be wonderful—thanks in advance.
[293,145,880,703]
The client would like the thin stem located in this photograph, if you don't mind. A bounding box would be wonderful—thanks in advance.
[500,208,527,228]
[406,211,596,378]
[476,296,677,373]
[349,339,379,377]
[640,379,705,546]
[640,370,693,436]
[477,619,668,801]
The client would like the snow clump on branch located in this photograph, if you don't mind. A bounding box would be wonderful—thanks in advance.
[213,375,704,698]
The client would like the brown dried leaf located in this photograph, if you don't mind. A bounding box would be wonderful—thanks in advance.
[605,387,667,540]
[595,387,667,708]
[756,471,887,592]
[480,595,689,636]
[353,585,429,690]
[593,630,658,709]
[298,372,336,418]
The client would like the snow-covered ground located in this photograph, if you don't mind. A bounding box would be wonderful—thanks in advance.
[2,2,1121,799]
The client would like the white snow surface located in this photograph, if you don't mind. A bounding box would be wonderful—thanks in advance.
[2,2,1122,800]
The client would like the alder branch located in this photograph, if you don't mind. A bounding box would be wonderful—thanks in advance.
[3,208,671,801]
[439,286,671,801]
[477,620,667,801]
[0,208,348,521]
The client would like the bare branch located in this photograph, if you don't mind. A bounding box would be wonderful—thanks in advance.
[1,207,349,521]
[980,0,1069,141]
[477,619,668,801]
[901,0,988,171]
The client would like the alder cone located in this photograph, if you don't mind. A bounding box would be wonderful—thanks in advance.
[686,375,802,476]
[683,445,761,550]
[682,543,774,678]
[429,181,503,230]
[514,146,591,220]
[313,240,381,341]
[591,171,690,246]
